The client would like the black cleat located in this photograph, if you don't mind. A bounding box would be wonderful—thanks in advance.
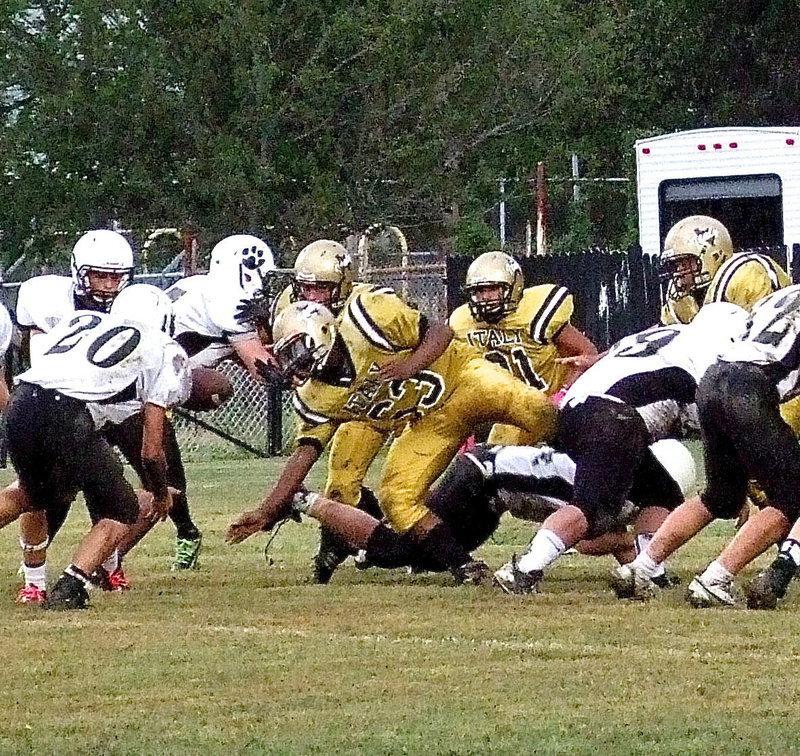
[452,560,495,586]
[746,557,796,610]
[311,526,354,584]
[493,555,542,594]
[651,571,682,589]
[43,574,89,611]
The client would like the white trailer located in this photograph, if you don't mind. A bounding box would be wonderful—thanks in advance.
[635,126,800,269]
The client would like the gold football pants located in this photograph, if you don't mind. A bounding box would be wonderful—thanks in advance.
[324,420,390,507]
[378,359,557,533]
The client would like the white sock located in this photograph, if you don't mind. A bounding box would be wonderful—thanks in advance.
[635,534,665,578]
[517,529,566,573]
[23,563,46,590]
[700,560,733,585]
[102,550,119,574]
[631,550,660,579]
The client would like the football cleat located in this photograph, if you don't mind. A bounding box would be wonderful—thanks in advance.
[107,569,130,591]
[91,566,130,591]
[172,535,202,571]
[16,584,47,604]
[311,526,354,584]
[454,560,496,587]
[43,574,89,611]
[493,556,542,594]
[745,557,796,610]
[686,575,742,608]
[651,571,682,589]
[610,563,658,601]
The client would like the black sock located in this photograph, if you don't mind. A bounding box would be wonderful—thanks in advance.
[414,522,471,571]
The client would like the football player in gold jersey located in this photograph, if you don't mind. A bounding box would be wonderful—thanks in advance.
[227,292,557,583]
[449,251,597,444]
[241,239,398,582]
[659,215,790,326]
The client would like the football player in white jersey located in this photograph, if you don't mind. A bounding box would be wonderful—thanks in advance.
[0,302,14,409]
[618,285,800,608]
[0,285,190,610]
[287,440,696,585]
[160,234,277,569]
[491,302,749,594]
[167,233,277,377]
[11,232,200,597]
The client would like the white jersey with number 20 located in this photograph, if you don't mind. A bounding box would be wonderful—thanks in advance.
[16,311,190,410]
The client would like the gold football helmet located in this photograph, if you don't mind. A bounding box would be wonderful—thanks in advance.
[464,251,524,323]
[272,301,337,386]
[293,239,354,314]
[659,215,733,300]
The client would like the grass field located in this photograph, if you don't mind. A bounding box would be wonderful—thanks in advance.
[0,458,798,755]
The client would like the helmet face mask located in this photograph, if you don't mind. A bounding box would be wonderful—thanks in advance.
[292,240,354,315]
[274,333,323,386]
[658,253,705,299]
[71,230,135,312]
[464,251,524,323]
[659,216,733,301]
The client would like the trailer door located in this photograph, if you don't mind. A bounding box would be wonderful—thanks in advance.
[659,174,783,251]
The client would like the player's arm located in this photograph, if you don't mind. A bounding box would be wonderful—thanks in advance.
[553,324,598,387]
[378,321,453,381]
[230,334,278,381]
[140,402,173,521]
[226,441,321,543]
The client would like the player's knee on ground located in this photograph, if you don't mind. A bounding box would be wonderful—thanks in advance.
[364,524,417,569]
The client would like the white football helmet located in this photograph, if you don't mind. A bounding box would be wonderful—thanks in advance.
[208,234,275,297]
[111,283,174,335]
[649,439,697,499]
[70,230,135,311]
[271,301,337,386]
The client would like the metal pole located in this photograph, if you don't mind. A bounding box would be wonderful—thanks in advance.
[571,154,581,202]
[536,161,548,256]
[499,178,507,249]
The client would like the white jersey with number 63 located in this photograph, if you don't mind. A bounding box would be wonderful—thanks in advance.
[16,311,191,410]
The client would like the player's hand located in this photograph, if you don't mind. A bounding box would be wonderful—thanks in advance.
[378,356,417,381]
[226,509,270,544]
[555,353,602,371]
[151,488,174,522]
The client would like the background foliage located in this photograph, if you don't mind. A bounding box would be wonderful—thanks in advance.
[3,1,800,262]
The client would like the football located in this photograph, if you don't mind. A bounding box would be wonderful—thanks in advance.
[183,367,234,411]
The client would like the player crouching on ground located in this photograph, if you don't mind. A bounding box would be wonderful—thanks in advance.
[619,285,800,609]
[227,294,557,584]
[0,284,190,610]
[279,440,695,588]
